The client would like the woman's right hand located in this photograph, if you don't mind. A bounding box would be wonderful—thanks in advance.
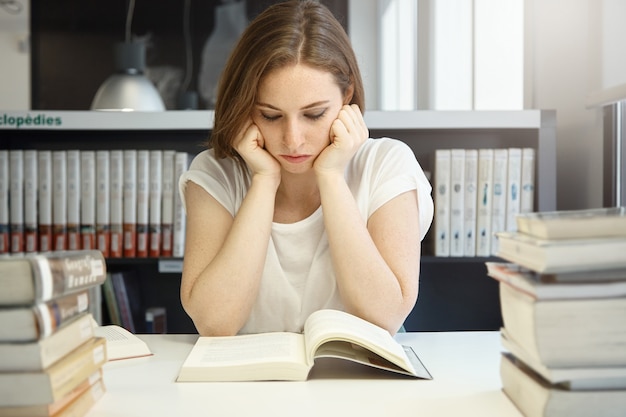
[233,122,281,180]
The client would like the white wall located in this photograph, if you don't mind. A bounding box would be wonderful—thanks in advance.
[0,0,30,110]
[525,0,626,210]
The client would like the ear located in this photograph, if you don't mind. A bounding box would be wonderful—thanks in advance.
[343,83,354,105]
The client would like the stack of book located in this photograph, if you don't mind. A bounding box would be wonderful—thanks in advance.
[487,207,626,417]
[0,250,108,416]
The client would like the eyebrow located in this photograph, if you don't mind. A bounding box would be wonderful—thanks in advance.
[255,100,330,111]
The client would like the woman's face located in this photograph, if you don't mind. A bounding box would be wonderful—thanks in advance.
[252,63,346,174]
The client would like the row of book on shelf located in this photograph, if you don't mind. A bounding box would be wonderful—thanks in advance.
[488,207,626,417]
[0,149,194,259]
[0,249,153,416]
[433,147,535,257]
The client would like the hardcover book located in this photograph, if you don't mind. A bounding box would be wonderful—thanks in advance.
[0,336,106,407]
[0,289,90,342]
[498,282,626,367]
[177,309,432,382]
[0,249,107,306]
[0,313,95,372]
[37,150,53,253]
[434,149,451,256]
[24,149,38,253]
[495,231,626,273]
[515,206,626,240]
[500,353,626,417]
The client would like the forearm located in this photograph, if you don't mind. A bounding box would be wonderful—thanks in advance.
[317,173,419,333]
[184,175,278,335]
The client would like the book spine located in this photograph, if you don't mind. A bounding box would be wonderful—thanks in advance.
[136,150,150,258]
[123,150,137,258]
[520,148,535,214]
[111,272,136,333]
[0,150,9,256]
[33,250,107,301]
[490,149,508,255]
[9,149,24,254]
[449,149,465,256]
[145,306,167,333]
[66,150,81,250]
[160,150,176,257]
[23,150,38,253]
[55,377,106,417]
[434,149,451,256]
[80,151,97,250]
[463,149,478,257]
[52,150,68,251]
[37,150,53,253]
[149,150,163,258]
[102,273,122,326]
[109,150,124,258]
[96,150,110,257]
[505,148,522,232]
[32,289,90,340]
[475,149,494,256]
[173,152,191,257]
[44,337,107,405]
[0,312,95,373]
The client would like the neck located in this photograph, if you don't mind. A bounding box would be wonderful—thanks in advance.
[273,172,321,223]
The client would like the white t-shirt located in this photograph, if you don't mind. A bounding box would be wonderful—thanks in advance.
[179,137,433,334]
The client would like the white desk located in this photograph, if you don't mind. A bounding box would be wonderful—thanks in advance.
[86,332,523,417]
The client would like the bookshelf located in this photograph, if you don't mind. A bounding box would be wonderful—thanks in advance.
[0,109,556,333]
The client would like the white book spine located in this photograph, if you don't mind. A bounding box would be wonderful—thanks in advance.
[9,149,24,254]
[109,150,124,258]
[80,151,97,250]
[161,150,176,257]
[475,149,494,256]
[173,152,191,257]
[52,150,67,251]
[37,150,53,253]
[136,150,150,258]
[490,149,509,255]
[123,150,137,258]
[96,150,110,257]
[505,148,522,232]
[66,150,81,250]
[23,149,38,253]
[149,150,163,258]
[434,149,451,257]
[520,148,535,214]
[0,150,10,256]
[449,149,465,256]
[463,149,478,257]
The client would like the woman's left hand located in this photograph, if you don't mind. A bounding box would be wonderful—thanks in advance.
[314,104,368,176]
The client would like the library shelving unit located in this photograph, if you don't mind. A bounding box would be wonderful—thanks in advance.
[0,109,556,332]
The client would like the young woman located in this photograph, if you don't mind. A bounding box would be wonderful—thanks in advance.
[179,0,433,336]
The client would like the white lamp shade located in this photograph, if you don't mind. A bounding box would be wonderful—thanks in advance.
[91,73,165,111]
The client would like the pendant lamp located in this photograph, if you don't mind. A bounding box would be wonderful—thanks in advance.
[91,0,165,111]
[91,41,165,111]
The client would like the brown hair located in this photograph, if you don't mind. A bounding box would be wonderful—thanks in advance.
[210,0,365,161]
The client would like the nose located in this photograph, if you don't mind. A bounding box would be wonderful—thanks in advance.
[283,119,305,150]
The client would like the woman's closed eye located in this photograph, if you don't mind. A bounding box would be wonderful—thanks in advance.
[260,112,281,122]
[305,109,327,121]
[260,109,328,122]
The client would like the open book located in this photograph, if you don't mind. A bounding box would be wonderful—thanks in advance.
[176,309,432,382]
[94,324,153,361]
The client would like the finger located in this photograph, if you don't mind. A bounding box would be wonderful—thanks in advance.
[331,118,349,142]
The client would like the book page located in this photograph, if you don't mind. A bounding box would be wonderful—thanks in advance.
[94,325,152,361]
[177,332,308,381]
[303,310,413,374]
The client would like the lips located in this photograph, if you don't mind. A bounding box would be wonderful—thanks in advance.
[281,154,312,164]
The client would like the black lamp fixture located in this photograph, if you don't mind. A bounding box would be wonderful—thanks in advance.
[91,0,165,111]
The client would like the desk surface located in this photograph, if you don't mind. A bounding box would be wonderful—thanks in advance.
[87,331,522,417]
